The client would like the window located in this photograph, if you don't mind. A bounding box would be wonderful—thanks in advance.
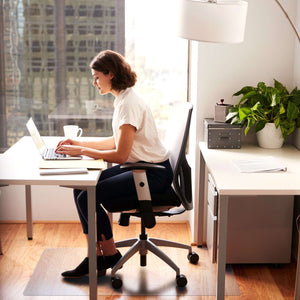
[125,0,188,137]
[0,0,186,152]
[0,0,124,151]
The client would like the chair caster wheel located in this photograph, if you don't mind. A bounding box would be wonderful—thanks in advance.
[176,274,187,287]
[187,251,199,264]
[111,276,123,289]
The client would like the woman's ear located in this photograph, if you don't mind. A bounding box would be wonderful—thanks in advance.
[108,72,114,80]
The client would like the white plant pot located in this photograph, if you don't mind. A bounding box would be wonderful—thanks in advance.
[256,123,284,149]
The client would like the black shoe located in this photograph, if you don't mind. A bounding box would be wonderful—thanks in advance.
[97,255,107,276]
[104,250,122,269]
[61,257,106,278]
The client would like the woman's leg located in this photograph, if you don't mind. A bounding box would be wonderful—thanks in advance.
[70,166,132,254]
[99,160,173,213]
[62,186,119,278]
[73,189,88,235]
[74,188,115,256]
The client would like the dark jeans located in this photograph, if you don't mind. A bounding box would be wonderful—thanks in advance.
[73,159,173,241]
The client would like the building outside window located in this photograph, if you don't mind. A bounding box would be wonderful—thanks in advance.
[0,0,187,152]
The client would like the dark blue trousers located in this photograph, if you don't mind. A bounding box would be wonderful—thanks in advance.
[73,160,173,241]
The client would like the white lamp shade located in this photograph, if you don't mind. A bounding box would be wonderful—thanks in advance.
[177,0,248,43]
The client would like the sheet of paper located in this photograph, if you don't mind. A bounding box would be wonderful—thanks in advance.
[232,156,287,173]
[38,158,105,169]
[39,168,88,175]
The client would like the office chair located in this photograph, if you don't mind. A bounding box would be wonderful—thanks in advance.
[109,102,199,289]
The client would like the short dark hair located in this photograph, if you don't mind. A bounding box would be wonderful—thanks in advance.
[90,50,137,91]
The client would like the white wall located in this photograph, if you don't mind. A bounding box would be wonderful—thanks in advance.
[1,0,299,224]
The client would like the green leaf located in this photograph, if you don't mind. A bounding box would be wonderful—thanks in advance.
[274,117,280,127]
[231,116,242,124]
[237,91,257,105]
[287,121,296,135]
[290,89,300,106]
[225,111,238,122]
[279,104,285,115]
[270,90,280,107]
[244,118,256,135]
[238,107,251,121]
[255,121,266,132]
[287,101,299,120]
[274,79,289,95]
[251,102,261,111]
[280,119,296,140]
[233,86,255,97]
[257,82,266,92]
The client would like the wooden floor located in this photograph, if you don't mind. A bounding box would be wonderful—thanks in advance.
[0,222,297,300]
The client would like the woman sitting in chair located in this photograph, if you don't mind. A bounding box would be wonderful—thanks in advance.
[56,50,173,278]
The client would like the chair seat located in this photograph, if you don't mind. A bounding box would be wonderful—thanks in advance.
[121,205,186,216]
[116,187,185,227]
[107,186,181,213]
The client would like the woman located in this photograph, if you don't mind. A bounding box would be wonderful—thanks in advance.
[56,50,173,278]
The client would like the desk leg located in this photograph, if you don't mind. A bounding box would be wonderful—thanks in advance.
[196,150,206,246]
[25,185,33,240]
[216,195,229,300]
[87,187,97,300]
[107,162,113,229]
[294,234,300,299]
[0,187,6,254]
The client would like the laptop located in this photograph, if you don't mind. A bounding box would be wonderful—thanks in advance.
[26,118,82,160]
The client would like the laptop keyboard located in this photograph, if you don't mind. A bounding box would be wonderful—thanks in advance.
[43,148,67,160]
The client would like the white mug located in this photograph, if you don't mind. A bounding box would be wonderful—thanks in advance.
[63,125,83,139]
[85,100,99,114]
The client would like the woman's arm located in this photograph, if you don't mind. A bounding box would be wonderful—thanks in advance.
[56,124,136,164]
[56,136,116,150]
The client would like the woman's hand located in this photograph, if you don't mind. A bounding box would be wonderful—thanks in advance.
[56,138,76,148]
[56,139,82,156]
[55,143,83,156]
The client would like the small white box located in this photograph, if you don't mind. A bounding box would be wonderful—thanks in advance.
[214,99,232,123]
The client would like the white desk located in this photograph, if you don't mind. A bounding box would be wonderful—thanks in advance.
[198,142,300,300]
[0,137,102,300]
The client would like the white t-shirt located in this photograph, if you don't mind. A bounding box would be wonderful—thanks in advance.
[112,87,169,163]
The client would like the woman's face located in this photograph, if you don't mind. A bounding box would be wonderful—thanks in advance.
[91,69,113,95]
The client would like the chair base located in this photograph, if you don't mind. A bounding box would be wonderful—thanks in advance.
[111,233,193,278]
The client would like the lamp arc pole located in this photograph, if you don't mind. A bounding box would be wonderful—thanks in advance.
[274,0,300,43]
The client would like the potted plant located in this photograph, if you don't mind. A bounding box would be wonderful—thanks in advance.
[226,79,300,148]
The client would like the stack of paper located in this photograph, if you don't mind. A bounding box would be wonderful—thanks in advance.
[232,156,287,173]
[39,158,105,170]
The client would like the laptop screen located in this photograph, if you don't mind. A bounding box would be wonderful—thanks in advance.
[26,118,46,154]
